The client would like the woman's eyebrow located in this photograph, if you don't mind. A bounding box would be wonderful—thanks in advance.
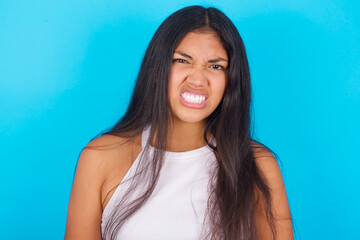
[208,58,228,63]
[174,50,193,59]
[174,50,228,63]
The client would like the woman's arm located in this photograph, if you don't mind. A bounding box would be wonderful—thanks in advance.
[254,147,294,240]
[64,147,105,240]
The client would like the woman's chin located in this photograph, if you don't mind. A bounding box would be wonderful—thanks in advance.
[173,114,208,125]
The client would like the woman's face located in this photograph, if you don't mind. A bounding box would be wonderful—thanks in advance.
[168,31,228,125]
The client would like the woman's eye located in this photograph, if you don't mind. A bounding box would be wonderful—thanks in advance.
[210,65,225,70]
[173,59,188,64]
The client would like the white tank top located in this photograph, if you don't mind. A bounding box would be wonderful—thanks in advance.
[101,126,217,239]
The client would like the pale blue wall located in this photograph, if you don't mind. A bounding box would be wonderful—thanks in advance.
[1,0,359,239]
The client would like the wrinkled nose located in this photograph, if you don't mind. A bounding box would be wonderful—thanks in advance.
[186,68,207,88]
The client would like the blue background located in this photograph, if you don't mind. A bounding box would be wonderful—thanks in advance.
[1,0,359,239]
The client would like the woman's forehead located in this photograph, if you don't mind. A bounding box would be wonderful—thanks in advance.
[173,32,227,58]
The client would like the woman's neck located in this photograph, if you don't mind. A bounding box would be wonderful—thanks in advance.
[165,120,209,152]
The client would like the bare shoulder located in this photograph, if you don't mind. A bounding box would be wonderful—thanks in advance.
[81,133,142,203]
[251,141,286,199]
[251,142,294,240]
[84,133,135,152]
[77,134,135,181]
[65,133,141,240]
[82,134,137,164]
[251,142,282,185]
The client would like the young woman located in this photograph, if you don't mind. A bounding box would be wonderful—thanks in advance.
[65,6,293,240]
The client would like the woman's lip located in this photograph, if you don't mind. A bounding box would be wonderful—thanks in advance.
[180,94,207,108]
[180,88,208,98]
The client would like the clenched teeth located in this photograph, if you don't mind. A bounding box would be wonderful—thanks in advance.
[181,92,206,104]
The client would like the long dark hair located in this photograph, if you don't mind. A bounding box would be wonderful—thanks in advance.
[100,6,276,239]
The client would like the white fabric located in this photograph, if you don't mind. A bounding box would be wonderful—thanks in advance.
[101,126,217,239]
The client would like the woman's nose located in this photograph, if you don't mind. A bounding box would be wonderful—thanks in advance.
[186,68,207,88]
